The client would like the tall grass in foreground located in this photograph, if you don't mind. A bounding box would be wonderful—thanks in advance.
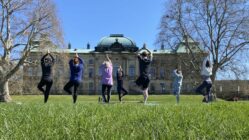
[0,95,249,139]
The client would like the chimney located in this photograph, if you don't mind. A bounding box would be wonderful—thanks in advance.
[87,43,90,49]
[68,43,71,49]
[161,42,165,50]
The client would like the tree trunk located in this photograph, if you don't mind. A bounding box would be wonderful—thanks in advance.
[0,80,12,102]
[211,69,217,101]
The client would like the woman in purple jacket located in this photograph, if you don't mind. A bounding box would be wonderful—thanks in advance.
[64,53,84,103]
[100,54,113,103]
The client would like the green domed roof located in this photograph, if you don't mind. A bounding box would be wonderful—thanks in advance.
[95,34,138,52]
[97,34,136,47]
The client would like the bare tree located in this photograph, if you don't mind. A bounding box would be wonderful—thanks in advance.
[0,0,63,102]
[157,0,249,82]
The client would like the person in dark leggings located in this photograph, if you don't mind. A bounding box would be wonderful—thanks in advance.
[116,65,128,101]
[37,50,55,103]
[196,56,213,103]
[100,54,113,103]
[64,53,84,103]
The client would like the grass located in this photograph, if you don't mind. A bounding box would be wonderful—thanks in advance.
[0,95,249,140]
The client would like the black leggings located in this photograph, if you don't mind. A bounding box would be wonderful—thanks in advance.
[117,86,128,96]
[196,81,212,96]
[64,80,80,103]
[37,79,53,103]
[102,84,112,103]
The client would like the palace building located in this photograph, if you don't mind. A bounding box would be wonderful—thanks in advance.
[23,34,205,95]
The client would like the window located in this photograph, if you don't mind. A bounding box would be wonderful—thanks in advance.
[89,59,94,65]
[98,66,102,76]
[89,82,94,91]
[160,83,166,93]
[88,68,94,78]
[150,68,156,79]
[129,65,135,78]
[113,65,119,77]
[160,68,165,79]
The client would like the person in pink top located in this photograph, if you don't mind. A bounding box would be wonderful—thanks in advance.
[100,54,113,103]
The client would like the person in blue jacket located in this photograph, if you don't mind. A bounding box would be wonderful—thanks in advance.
[172,68,183,104]
[37,50,55,103]
[64,53,84,103]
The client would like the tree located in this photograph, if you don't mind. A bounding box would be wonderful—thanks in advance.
[157,0,249,82]
[0,0,63,102]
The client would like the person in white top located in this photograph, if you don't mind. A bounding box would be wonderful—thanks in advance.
[196,56,213,103]
[172,68,183,104]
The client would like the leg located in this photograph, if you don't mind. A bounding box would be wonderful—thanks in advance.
[117,86,122,102]
[106,85,112,103]
[206,82,212,102]
[176,94,180,104]
[44,80,53,103]
[64,81,74,94]
[195,81,207,96]
[143,88,149,104]
[102,85,107,102]
[121,86,128,96]
[37,79,46,93]
[72,81,80,103]
[176,86,181,104]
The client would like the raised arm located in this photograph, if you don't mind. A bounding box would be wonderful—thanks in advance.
[105,54,111,63]
[202,57,209,69]
[173,69,183,78]
[41,53,49,63]
[78,57,84,64]
[48,53,55,64]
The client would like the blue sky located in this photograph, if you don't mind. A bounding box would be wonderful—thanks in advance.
[54,0,166,50]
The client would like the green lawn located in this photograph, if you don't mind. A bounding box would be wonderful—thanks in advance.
[0,95,249,140]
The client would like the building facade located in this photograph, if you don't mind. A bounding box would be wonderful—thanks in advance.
[23,34,205,95]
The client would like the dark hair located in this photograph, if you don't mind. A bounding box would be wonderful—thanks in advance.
[44,58,51,63]
[73,57,79,64]
[141,51,148,57]
[206,60,211,67]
